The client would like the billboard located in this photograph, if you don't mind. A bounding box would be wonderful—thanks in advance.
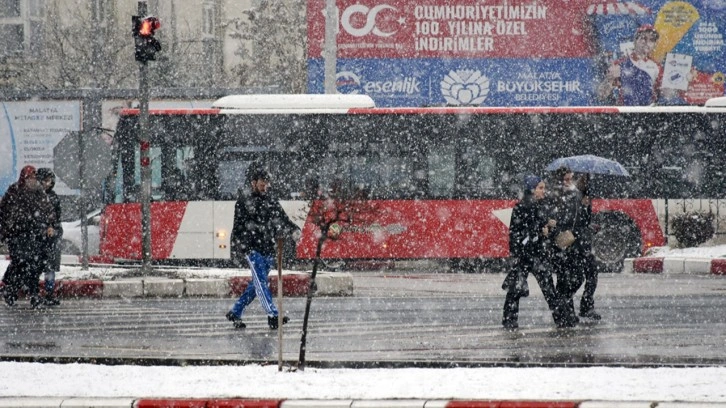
[0,101,81,196]
[307,0,726,107]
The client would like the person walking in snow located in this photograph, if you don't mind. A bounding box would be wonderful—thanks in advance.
[37,168,63,306]
[502,175,559,329]
[0,165,55,307]
[226,167,300,329]
[547,167,586,328]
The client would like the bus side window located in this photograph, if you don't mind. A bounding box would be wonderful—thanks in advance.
[456,142,500,199]
[217,160,251,200]
[428,145,455,198]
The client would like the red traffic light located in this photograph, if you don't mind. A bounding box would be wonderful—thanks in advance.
[139,17,160,37]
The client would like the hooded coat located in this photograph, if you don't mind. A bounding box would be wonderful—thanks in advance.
[0,166,54,242]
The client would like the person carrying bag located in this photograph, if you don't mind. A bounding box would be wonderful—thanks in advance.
[548,167,586,328]
[502,175,560,330]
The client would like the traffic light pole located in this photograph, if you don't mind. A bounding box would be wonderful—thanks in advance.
[139,59,152,273]
[137,1,152,274]
[323,0,337,94]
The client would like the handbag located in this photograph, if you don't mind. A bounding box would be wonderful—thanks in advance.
[555,229,576,250]
[554,194,581,250]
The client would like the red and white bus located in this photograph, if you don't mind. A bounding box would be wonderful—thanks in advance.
[97,94,726,272]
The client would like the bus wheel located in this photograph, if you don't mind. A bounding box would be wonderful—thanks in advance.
[591,212,641,273]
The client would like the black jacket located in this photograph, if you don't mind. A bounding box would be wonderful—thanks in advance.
[546,186,592,253]
[46,188,63,235]
[546,186,581,233]
[509,194,550,261]
[0,183,54,243]
[230,190,299,258]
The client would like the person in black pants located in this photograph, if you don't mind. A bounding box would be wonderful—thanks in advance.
[502,175,560,330]
[548,167,586,328]
[0,166,55,308]
[575,174,600,320]
[37,168,63,306]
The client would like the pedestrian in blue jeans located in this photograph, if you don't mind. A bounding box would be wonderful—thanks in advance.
[226,167,300,329]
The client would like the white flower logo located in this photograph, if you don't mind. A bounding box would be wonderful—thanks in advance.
[441,70,490,106]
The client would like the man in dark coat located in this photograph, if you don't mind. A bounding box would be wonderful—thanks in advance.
[226,167,300,329]
[547,167,586,328]
[37,168,63,306]
[574,173,600,320]
[0,165,55,307]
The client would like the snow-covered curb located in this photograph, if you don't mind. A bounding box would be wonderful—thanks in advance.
[623,257,726,275]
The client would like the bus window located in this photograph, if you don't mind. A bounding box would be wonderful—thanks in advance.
[428,145,455,198]
[159,145,194,201]
[350,155,419,199]
[456,140,500,199]
[128,146,163,201]
[217,159,251,200]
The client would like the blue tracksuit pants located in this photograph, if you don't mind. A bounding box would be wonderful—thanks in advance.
[229,251,278,318]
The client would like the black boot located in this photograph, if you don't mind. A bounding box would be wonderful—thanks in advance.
[268,315,289,329]
[30,296,42,309]
[43,295,61,306]
[225,311,246,329]
[2,288,17,307]
[554,301,578,328]
[502,291,520,330]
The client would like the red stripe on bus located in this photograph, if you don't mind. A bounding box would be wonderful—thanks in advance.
[99,202,188,260]
[119,108,221,116]
[591,199,665,250]
[296,200,516,260]
[348,107,622,115]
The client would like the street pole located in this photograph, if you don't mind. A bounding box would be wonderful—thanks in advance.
[138,1,152,273]
[277,237,284,371]
[323,0,337,94]
[78,107,88,270]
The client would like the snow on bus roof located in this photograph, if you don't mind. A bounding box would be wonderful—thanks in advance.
[705,96,726,107]
[212,94,376,110]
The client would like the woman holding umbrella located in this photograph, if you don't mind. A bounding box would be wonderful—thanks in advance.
[546,155,631,322]
[547,167,585,328]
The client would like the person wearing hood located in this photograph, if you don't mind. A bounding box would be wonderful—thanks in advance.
[502,175,560,330]
[37,168,63,306]
[0,165,55,307]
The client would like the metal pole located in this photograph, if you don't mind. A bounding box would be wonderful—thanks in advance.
[277,237,284,371]
[139,62,152,273]
[323,0,337,94]
[138,0,152,273]
[78,115,88,270]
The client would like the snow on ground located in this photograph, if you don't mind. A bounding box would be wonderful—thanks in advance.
[0,363,725,401]
[645,243,726,259]
[2,245,726,401]
[4,244,726,282]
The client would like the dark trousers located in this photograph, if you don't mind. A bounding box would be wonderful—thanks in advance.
[3,236,43,298]
[553,250,586,327]
[503,258,560,326]
[41,234,61,295]
[579,252,598,314]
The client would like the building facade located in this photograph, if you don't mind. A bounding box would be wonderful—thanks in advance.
[0,0,305,91]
